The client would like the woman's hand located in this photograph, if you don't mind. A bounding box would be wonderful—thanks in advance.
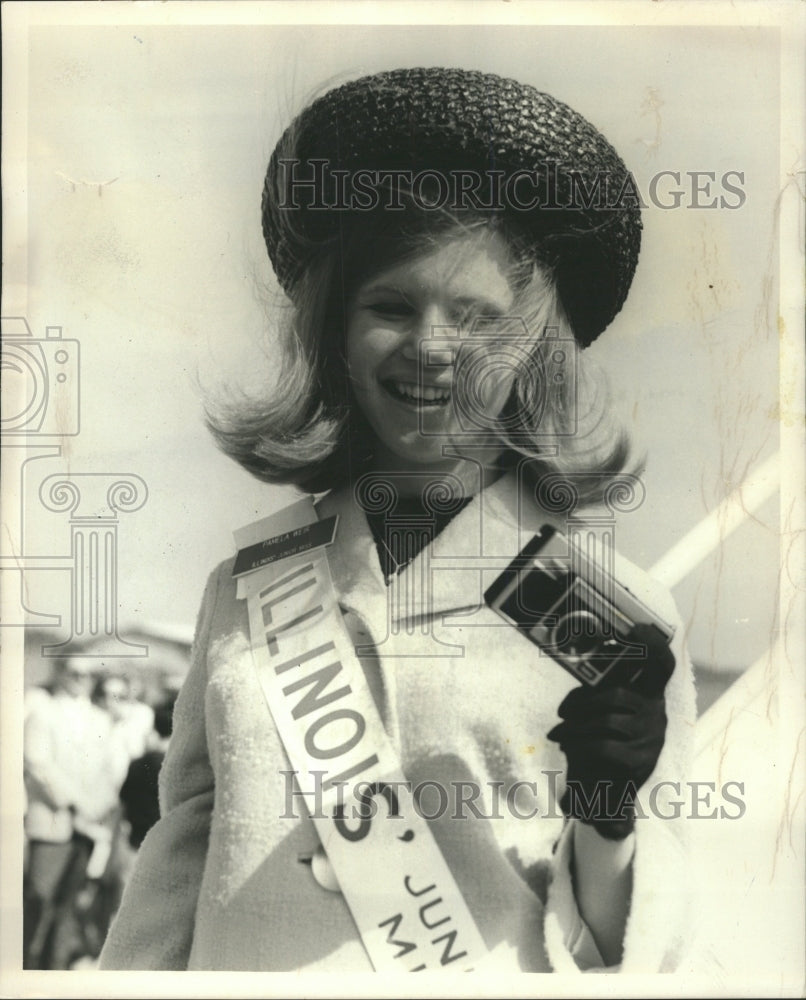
[547,624,676,840]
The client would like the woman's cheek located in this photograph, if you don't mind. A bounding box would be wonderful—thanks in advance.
[455,354,518,428]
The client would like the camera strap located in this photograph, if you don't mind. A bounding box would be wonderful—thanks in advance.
[234,497,488,972]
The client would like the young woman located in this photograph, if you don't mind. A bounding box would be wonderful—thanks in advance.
[100,66,695,973]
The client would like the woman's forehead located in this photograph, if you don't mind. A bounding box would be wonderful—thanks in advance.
[357,231,516,307]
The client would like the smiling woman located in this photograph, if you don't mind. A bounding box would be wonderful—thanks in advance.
[100,65,696,974]
[346,230,520,483]
[207,210,628,502]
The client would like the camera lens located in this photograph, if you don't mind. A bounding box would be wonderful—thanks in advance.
[550,610,603,659]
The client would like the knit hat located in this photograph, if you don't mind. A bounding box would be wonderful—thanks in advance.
[262,67,642,347]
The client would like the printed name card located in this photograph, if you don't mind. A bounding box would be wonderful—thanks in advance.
[233,515,338,578]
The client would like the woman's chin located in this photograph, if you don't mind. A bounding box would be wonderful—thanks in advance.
[369,433,507,487]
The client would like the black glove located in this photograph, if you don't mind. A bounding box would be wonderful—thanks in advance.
[547,624,676,840]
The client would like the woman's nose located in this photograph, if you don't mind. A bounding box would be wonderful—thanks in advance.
[399,306,456,364]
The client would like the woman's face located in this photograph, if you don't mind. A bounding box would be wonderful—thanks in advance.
[346,230,531,480]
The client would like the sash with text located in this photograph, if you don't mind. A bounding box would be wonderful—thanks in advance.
[234,498,489,971]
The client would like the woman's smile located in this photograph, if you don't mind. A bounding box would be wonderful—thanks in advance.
[346,230,529,477]
[382,379,452,407]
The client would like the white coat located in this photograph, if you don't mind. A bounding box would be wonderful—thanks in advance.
[100,471,695,972]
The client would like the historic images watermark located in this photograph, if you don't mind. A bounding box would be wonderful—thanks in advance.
[275,160,747,212]
[279,771,747,824]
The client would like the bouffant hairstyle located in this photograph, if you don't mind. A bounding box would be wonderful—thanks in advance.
[206,201,632,503]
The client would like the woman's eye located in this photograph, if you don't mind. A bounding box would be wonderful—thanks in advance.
[367,301,413,318]
[454,307,505,329]
[452,306,475,328]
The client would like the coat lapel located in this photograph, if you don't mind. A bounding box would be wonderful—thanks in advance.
[319,471,562,624]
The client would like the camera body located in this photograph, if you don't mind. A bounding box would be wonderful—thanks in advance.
[484,525,675,687]
[1,318,80,436]
[418,319,578,442]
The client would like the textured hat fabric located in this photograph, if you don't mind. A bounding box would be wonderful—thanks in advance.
[262,67,642,346]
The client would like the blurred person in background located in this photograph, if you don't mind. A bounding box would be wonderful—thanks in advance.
[119,695,177,854]
[93,671,155,774]
[64,672,162,963]
[76,693,180,960]
[23,655,121,969]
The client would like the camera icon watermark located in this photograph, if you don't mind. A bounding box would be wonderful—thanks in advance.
[1,315,147,657]
[1,317,80,436]
[417,318,578,444]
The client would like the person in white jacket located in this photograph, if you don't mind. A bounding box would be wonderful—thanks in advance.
[100,67,696,973]
[23,657,122,968]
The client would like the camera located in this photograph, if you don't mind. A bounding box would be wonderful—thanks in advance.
[484,525,675,687]
[418,319,577,442]
[1,317,80,436]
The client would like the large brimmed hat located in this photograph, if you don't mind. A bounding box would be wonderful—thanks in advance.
[262,67,642,347]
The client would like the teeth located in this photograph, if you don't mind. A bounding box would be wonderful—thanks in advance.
[392,380,451,402]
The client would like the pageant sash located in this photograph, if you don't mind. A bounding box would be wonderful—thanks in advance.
[234,499,489,972]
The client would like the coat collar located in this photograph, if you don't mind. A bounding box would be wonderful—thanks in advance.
[318,471,563,622]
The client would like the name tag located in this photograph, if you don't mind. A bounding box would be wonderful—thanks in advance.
[233,514,338,578]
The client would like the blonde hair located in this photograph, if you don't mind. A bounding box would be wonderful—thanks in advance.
[206,210,634,503]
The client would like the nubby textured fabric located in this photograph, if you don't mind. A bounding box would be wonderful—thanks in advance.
[262,67,643,346]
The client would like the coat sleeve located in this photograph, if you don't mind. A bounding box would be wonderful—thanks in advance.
[543,583,697,973]
[99,566,221,970]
